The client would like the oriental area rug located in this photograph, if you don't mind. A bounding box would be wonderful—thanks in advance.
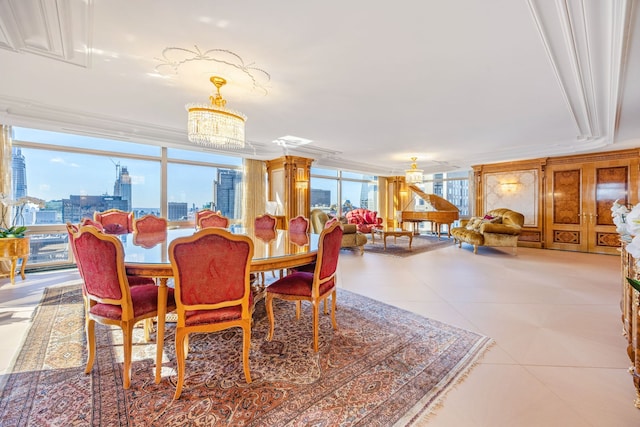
[0,284,492,426]
[362,234,454,257]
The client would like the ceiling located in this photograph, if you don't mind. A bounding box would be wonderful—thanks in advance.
[1,0,639,177]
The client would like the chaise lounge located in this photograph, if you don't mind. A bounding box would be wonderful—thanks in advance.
[450,208,524,254]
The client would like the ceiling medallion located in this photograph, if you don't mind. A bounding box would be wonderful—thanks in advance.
[155,46,270,95]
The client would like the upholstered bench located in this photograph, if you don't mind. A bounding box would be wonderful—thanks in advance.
[451,208,524,254]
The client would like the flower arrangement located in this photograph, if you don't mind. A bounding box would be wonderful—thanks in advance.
[612,199,640,291]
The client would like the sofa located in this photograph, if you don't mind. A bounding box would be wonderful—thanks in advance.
[310,209,367,254]
[345,208,383,234]
[450,208,524,254]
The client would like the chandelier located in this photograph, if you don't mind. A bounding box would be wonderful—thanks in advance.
[186,76,246,148]
[405,157,424,183]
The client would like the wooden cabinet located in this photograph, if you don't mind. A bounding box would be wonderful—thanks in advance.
[545,154,639,254]
[0,237,30,285]
[620,243,640,408]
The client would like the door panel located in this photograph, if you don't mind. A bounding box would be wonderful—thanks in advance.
[546,160,635,254]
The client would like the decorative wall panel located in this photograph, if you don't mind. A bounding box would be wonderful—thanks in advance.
[597,232,621,247]
[518,230,541,242]
[552,170,581,224]
[484,170,538,226]
[554,230,580,244]
[596,166,627,226]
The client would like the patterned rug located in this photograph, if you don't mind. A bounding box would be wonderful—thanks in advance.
[0,285,492,426]
[362,234,455,257]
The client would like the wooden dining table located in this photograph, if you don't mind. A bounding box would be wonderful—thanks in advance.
[116,227,319,383]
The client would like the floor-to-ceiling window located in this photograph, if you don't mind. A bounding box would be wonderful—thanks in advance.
[310,168,378,216]
[9,127,243,268]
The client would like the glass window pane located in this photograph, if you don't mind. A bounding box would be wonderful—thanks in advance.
[310,177,338,215]
[13,127,160,156]
[311,167,338,177]
[167,163,243,221]
[167,147,243,165]
[341,171,375,181]
[341,180,378,213]
[14,147,160,226]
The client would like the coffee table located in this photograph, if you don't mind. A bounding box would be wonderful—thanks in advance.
[371,227,413,250]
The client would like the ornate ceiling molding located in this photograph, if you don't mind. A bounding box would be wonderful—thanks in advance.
[0,0,92,67]
[526,0,634,149]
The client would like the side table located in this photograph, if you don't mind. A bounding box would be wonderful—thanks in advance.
[0,237,30,285]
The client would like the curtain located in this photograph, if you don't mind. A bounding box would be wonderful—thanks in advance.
[242,159,266,228]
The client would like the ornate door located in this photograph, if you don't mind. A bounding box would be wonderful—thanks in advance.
[545,159,636,254]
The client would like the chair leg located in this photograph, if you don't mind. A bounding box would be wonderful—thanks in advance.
[473,245,478,254]
[84,318,96,375]
[155,282,169,383]
[121,321,134,389]
[174,329,187,399]
[242,323,252,383]
[312,301,320,352]
[330,290,338,330]
[295,301,301,319]
[265,294,275,341]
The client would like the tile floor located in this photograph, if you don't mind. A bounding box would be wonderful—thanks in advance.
[1,242,640,426]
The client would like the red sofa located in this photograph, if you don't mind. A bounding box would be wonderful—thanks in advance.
[345,208,383,234]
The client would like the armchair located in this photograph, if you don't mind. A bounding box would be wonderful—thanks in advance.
[310,209,366,255]
[450,208,524,254]
[345,208,383,234]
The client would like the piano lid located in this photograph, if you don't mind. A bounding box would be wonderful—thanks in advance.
[403,185,459,212]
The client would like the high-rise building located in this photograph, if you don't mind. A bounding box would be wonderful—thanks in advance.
[311,189,331,207]
[216,169,241,218]
[62,195,128,223]
[168,202,188,221]
[113,164,132,211]
[12,147,27,199]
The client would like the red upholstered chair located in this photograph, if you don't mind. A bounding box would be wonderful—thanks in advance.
[197,212,229,229]
[94,209,134,234]
[266,221,343,352]
[68,222,155,288]
[71,225,176,389]
[255,213,278,231]
[195,209,219,225]
[345,208,383,234]
[133,215,168,249]
[289,215,310,233]
[133,214,167,234]
[168,228,254,399]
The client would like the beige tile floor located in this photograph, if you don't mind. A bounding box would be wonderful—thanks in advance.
[1,242,640,426]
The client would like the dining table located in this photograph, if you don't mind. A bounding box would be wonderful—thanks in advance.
[115,226,318,383]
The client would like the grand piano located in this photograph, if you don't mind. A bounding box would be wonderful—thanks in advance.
[400,185,460,239]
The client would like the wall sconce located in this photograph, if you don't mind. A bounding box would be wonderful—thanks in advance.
[500,182,520,193]
[295,167,309,189]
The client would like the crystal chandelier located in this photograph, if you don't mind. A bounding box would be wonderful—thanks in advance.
[405,157,424,183]
[186,76,246,148]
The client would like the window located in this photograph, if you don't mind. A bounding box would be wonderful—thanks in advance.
[10,127,243,269]
[310,168,378,217]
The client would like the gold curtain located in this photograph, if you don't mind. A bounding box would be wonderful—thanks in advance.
[0,125,12,227]
[0,125,12,273]
[242,158,266,228]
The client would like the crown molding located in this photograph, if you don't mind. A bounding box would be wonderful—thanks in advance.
[0,0,92,67]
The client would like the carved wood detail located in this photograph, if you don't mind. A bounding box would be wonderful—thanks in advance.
[552,170,581,224]
[553,230,580,244]
[596,166,628,226]
[597,232,621,247]
[518,230,541,242]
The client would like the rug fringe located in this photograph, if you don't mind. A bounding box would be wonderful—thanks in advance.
[396,337,496,427]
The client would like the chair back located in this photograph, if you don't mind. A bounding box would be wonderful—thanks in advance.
[255,214,277,231]
[94,209,134,234]
[133,214,168,234]
[198,213,230,229]
[66,222,83,279]
[289,215,310,233]
[313,222,343,291]
[169,228,254,324]
[72,225,132,318]
[195,209,219,224]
